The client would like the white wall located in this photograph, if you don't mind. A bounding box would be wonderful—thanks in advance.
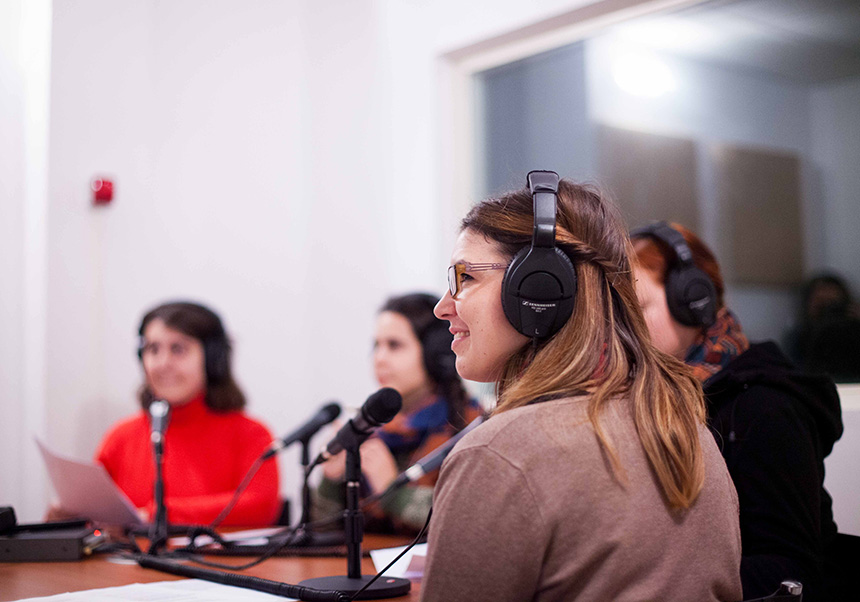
[825,384,860,536]
[0,0,52,523]
[47,0,316,464]
[0,0,30,515]
[2,0,608,521]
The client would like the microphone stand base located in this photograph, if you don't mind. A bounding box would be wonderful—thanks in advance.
[298,575,410,599]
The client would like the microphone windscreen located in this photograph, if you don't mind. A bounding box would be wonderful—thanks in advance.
[150,400,169,418]
[321,401,342,422]
[362,387,402,426]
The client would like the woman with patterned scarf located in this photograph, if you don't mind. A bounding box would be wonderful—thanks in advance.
[314,293,483,534]
[631,222,843,602]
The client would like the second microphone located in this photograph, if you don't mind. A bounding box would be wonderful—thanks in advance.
[308,388,402,471]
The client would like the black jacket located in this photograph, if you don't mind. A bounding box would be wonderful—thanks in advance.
[703,342,842,601]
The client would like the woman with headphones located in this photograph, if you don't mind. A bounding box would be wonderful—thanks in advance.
[94,301,281,527]
[631,223,843,602]
[421,173,741,602]
[315,293,483,534]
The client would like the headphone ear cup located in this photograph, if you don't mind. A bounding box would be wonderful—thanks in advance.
[665,266,718,328]
[204,338,230,384]
[502,246,577,338]
[501,246,531,330]
[421,323,458,384]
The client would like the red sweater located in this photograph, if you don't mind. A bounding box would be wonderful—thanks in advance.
[95,396,280,526]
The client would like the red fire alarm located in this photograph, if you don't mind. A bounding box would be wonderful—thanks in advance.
[91,177,114,206]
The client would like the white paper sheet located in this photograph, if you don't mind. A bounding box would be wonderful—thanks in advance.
[36,437,144,526]
[12,578,297,601]
[369,542,427,580]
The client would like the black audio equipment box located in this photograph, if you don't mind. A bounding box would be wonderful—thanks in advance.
[0,507,105,562]
[0,526,105,562]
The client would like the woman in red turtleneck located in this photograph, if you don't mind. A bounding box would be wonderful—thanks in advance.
[94,301,280,527]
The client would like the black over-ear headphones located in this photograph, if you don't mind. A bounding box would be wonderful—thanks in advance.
[501,170,578,339]
[396,293,458,386]
[201,334,230,385]
[421,319,459,386]
[630,221,718,328]
[137,303,231,385]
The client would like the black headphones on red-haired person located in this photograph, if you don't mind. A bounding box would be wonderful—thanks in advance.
[630,221,718,328]
[501,170,578,340]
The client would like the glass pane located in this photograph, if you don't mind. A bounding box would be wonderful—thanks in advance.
[475,0,860,383]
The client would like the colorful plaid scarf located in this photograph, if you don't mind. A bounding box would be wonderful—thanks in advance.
[376,394,483,485]
[684,308,750,383]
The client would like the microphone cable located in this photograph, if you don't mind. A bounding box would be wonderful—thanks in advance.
[135,504,431,601]
[209,453,269,529]
[209,400,343,530]
[128,442,275,550]
[168,500,355,570]
[136,553,350,602]
[130,433,423,598]
[133,476,432,601]
[165,483,405,571]
[348,508,431,602]
[148,415,450,577]
[168,524,307,571]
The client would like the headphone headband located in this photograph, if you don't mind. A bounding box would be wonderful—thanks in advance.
[630,221,693,265]
[630,221,718,328]
[528,171,560,248]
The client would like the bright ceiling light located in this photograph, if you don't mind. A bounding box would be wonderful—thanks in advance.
[612,53,675,98]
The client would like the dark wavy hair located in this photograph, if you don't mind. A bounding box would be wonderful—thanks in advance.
[137,301,246,412]
[380,293,470,431]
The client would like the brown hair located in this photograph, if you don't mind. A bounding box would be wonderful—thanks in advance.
[631,222,725,311]
[137,301,246,412]
[462,181,705,510]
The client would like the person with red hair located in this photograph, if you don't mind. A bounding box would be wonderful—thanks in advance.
[631,222,843,601]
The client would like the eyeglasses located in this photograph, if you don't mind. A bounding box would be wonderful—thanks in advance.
[447,262,508,299]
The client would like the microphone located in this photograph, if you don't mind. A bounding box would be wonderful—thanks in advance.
[391,415,484,489]
[149,400,170,446]
[262,402,341,459]
[148,399,170,555]
[309,388,402,471]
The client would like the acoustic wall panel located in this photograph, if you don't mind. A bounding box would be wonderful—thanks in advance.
[711,144,804,285]
[595,124,700,231]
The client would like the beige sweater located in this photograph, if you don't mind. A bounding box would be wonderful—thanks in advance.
[421,396,742,602]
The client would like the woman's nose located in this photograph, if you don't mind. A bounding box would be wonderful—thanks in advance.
[372,346,387,366]
[435,291,454,320]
